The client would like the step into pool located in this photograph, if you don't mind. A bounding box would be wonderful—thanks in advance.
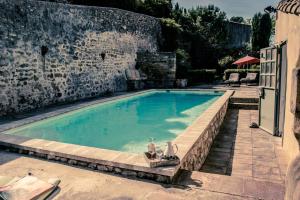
[4,90,223,153]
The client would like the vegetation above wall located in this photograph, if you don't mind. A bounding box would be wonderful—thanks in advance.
[160,18,181,51]
[68,0,173,17]
[230,16,245,23]
[187,69,217,85]
[252,13,273,52]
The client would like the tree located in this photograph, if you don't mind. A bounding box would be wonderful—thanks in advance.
[139,0,173,18]
[188,5,228,47]
[260,13,272,48]
[69,0,140,11]
[160,18,181,51]
[230,16,244,23]
[252,13,272,51]
[252,13,261,51]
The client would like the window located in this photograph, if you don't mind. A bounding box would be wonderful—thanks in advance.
[260,48,277,89]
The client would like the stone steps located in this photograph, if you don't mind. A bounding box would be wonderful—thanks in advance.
[229,102,259,110]
[229,97,259,110]
[230,97,259,104]
[176,171,285,200]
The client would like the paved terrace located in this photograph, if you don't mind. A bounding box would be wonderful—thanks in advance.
[192,84,259,99]
[0,87,289,199]
[200,109,288,183]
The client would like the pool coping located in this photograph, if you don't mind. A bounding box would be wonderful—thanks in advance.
[0,89,234,183]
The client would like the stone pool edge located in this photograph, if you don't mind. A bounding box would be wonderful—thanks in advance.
[0,90,234,183]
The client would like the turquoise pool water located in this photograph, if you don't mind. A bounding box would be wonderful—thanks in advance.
[6,90,223,153]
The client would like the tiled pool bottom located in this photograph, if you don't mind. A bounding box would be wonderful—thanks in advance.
[0,90,233,183]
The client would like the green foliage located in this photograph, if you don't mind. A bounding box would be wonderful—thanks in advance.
[250,64,260,69]
[252,13,272,51]
[139,0,173,18]
[223,69,260,80]
[188,5,228,46]
[171,4,228,69]
[69,0,140,11]
[252,13,261,51]
[271,15,276,37]
[176,48,190,61]
[160,18,181,51]
[189,34,219,69]
[187,69,217,85]
[218,56,235,68]
[230,16,244,23]
[176,49,190,79]
[160,18,181,29]
[68,0,172,18]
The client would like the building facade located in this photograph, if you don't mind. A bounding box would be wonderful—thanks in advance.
[276,0,300,161]
[275,0,300,199]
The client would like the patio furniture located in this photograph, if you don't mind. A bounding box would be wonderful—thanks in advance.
[240,73,258,86]
[224,73,240,86]
[125,69,147,91]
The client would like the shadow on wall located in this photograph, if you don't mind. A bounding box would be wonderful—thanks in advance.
[200,109,239,175]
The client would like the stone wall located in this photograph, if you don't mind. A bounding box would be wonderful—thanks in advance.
[137,52,176,88]
[0,0,162,115]
[226,22,251,49]
[180,94,230,171]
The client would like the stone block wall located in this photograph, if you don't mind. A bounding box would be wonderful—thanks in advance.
[136,52,176,88]
[226,22,251,49]
[0,0,161,115]
[180,98,229,171]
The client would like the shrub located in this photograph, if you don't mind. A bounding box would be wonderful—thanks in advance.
[218,56,235,68]
[187,69,216,85]
[160,18,181,52]
[139,0,173,18]
[251,64,260,69]
[69,0,139,11]
[176,49,190,79]
[223,69,260,80]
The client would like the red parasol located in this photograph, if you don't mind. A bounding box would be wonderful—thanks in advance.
[233,56,260,67]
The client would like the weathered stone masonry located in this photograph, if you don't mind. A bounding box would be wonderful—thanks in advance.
[137,52,176,88]
[0,0,162,115]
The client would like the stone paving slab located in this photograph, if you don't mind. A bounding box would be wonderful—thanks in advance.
[0,151,254,200]
[178,171,285,200]
[200,109,289,184]
[190,85,259,99]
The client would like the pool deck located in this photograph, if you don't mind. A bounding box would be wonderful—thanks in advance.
[0,89,233,183]
[0,105,288,199]
[200,109,288,184]
[191,84,259,99]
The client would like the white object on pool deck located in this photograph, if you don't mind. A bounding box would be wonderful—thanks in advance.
[164,141,178,158]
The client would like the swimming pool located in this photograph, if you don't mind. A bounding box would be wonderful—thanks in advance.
[4,90,223,153]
